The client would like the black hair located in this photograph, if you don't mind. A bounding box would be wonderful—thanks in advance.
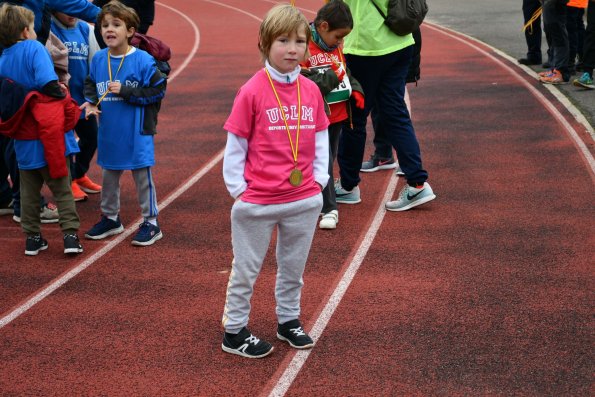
[313,0,353,31]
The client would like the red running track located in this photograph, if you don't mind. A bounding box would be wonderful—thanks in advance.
[0,1,593,396]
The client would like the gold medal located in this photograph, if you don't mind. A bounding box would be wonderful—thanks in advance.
[289,168,303,187]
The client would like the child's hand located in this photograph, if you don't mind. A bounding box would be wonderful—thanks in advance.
[330,62,345,82]
[108,81,122,95]
[352,91,365,109]
[80,102,101,119]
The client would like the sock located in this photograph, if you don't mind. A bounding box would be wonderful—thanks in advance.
[107,214,118,221]
[146,217,158,226]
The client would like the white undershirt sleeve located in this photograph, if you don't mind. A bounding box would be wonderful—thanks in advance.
[314,128,330,189]
[223,132,248,199]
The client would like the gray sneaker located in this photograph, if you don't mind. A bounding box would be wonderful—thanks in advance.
[360,155,397,173]
[385,182,436,211]
[335,180,361,204]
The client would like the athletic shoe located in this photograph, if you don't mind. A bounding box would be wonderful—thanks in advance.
[25,234,48,256]
[539,69,566,84]
[385,182,436,212]
[85,215,124,240]
[360,154,397,173]
[75,175,102,194]
[319,210,338,229]
[131,221,162,246]
[222,327,274,358]
[277,319,314,349]
[538,69,553,77]
[63,233,83,254]
[335,180,361,204]
[71,181,88,202]
[15,203,60,224]
[395,165,405,176]
[0,199,13,215]
[40,203,59,224]
[573,72,594,89]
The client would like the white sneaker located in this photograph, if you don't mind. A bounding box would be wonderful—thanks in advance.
[319,210,338,229]
[386,182,436,211]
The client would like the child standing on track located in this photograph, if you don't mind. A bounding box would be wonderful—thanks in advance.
[301,0,364,229]
[221,4,329,358]
[51,10,102,202]
[0,3,83,256]
[81,1,166,246]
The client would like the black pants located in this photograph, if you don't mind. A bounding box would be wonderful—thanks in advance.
[523,0,543,62]
[71,116,98,180]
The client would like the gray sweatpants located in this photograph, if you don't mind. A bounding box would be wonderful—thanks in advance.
[222,193,323,333]
[101,167,159,219]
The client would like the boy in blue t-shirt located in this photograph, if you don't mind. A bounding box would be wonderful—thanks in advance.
[81,1,166,247]
[0,3,83,256]
[51,10,102,202]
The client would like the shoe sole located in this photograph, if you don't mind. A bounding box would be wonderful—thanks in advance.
[78,186,101,194]
[25,245,48,256]
[221,344,274,358]
[385,193,436,212]
[73,195,88,202]
[0,209,14,215]
[85,225,125,240]
[336,198,361,205]
[64,246,84,254]
[319,222,337,229]
[276,333,315,349]
[573,81,595,89]
[131,231,163,246]
[360,163,397,173]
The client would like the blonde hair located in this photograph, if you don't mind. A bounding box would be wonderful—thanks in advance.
[258,4,311,62]
[0,3,35,48]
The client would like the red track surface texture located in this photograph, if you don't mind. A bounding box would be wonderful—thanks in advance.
[0,1,593,396]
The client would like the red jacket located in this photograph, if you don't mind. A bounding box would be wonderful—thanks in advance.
[0,90,81,178]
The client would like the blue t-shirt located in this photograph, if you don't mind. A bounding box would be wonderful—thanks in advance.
[50,18,93,110]
[0,40,79,170]
[88,47,157,170]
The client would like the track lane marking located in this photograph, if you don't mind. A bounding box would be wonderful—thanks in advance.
[423,22,595,177]
[0,1,202,330]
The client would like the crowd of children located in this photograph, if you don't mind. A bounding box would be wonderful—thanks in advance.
[0,0,167,255]
[0,0,434,359]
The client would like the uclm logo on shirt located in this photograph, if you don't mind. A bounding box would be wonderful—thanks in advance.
[265,105,314,124]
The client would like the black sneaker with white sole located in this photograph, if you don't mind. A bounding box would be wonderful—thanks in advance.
[25,234,48,256]
[222,327,274,359]
[277,319,314,349]
[63,234,83,254]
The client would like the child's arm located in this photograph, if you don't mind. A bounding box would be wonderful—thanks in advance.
[313,128,330,190]
[222,133,248,199]
[117,67,167,106]
[80,75,100,119]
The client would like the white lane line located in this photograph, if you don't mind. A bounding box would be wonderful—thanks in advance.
[423,22,595,176]
[0,2,203,330]
[156,1,201,82]
[268,175,401,397]
[203,0,264,21]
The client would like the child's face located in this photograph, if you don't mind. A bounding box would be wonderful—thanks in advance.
[101,14,134,54]
[318,22,351,49]
[268,25,307,74]
[54,12,77,28]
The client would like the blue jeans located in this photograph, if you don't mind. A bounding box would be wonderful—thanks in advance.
[543,0,569,75]
[338,46,428,190]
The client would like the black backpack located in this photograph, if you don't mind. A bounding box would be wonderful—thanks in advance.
[371,0,428,37]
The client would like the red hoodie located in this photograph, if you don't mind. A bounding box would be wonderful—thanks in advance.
[0,90,81,178]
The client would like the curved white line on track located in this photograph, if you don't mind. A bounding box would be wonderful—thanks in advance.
[203,0,263,21]
[156,1,200,82]
[267,176,400,397]
[423,22,595,177]
[0,2,203,330]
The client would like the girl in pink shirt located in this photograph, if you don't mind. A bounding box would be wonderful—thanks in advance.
[221,4,329,359]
